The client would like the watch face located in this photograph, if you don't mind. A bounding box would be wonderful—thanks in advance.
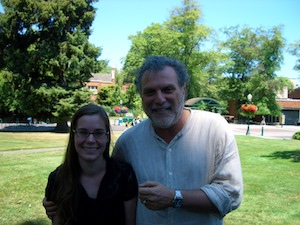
[174,199,183,208]
[173,190,183,208]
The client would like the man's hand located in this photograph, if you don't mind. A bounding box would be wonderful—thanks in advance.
[42,197,57,220]
[138,181,174,210]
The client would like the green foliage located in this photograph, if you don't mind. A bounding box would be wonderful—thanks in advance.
[123,84,142,113]
[52,88,92,122]
[0,70,16,115]
[288,40,300,73]
[96,84,143,117]
[97,85,122,107]
[220,25,286,116]
[0,0,105,122]
[222,26,284,79]
[123,0,221,99]
[99,105,114,116]
[292,131,300,141]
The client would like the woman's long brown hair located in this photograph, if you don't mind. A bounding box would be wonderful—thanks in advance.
[54,104,111,224]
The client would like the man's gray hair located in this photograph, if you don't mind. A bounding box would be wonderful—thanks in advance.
[135,56,190,94]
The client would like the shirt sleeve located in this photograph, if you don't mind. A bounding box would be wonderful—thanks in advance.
[45,167,60,201]
[200,125,243,217]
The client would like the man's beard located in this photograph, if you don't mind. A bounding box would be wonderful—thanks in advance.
[145,93,185,129]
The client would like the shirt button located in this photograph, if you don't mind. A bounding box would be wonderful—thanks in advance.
[168,148,172,152]
[169,172,173,176]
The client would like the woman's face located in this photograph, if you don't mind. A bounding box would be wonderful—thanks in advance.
[74,114,108,162]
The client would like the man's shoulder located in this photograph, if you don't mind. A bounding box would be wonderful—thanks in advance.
[191,109,224,120]
[188,110,228,129]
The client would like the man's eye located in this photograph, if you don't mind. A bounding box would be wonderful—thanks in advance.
[163,88,173,93]
[79,131,88,136]
[143,92,153,96]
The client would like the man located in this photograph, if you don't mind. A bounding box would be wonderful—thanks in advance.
[44,56,243,224]
[113,56,243,224]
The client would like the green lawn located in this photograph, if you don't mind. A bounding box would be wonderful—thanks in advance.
[0,132,69,151]
[0,133,299,225]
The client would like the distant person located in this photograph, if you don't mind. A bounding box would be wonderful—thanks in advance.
[27,117,32,125]
[261,116,266,125]
[119,117,123,126]
[43,104,137,225]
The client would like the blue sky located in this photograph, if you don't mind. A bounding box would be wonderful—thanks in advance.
[1,0,299,80]
[88,0,300,81]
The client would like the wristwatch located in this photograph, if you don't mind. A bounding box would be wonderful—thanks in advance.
[173,190,183,208]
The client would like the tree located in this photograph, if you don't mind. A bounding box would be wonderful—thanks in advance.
[220,25,286,117]
[0,0,106,131]
[0,70,16,117]
[247,74,293,116]
[122,0,223,99]
[123,23,180,84]
[97,85,122,107]
[123,84,143,116]
[288,40,300,76]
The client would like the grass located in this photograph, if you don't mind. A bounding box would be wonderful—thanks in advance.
[0,132,69,152]
[224,136,300,225]
[0,133,299,225]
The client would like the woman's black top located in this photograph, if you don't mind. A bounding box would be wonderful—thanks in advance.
[45,159,138,225]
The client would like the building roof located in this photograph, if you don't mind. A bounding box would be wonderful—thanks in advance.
[90,73,113,83]
[277,99,300,109]
[185,97,221,106]
[288,89,300,99]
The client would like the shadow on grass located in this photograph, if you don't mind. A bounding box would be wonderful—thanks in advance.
[0,125,55,132]
[263,150,300,162]
[17,218,49,225]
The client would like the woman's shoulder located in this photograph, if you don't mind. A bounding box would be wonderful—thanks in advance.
[49,165,62,176]
[45,165,62,199]
[47,165,63,184]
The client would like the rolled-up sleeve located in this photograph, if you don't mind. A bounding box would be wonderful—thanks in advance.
[201,128,243,217]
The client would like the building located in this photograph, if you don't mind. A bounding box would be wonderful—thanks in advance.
[276,87,300,125]
[86,68,116,100]
[85,68,132,101]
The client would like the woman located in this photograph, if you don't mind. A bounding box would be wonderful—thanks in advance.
[45,104,138,225]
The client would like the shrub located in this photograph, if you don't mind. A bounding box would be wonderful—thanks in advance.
[292,131,300,140]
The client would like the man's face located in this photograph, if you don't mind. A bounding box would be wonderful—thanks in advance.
[141,66,185,129]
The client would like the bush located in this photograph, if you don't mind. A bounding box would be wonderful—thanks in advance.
[292,131,300,140]
[100,105,115,116]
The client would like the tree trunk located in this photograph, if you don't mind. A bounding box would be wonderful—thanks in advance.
[54,121,69,133]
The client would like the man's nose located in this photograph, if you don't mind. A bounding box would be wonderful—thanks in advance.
[155,91,166,104]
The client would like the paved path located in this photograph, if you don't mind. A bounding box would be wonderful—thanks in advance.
[230,124,300,140]
[0,123,299,155]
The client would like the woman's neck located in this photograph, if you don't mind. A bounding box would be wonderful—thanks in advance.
[79,157,107,177]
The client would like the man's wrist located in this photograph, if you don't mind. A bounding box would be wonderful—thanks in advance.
[173,190,183,208]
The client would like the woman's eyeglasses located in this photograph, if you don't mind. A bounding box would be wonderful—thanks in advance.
[73,129,108,139]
